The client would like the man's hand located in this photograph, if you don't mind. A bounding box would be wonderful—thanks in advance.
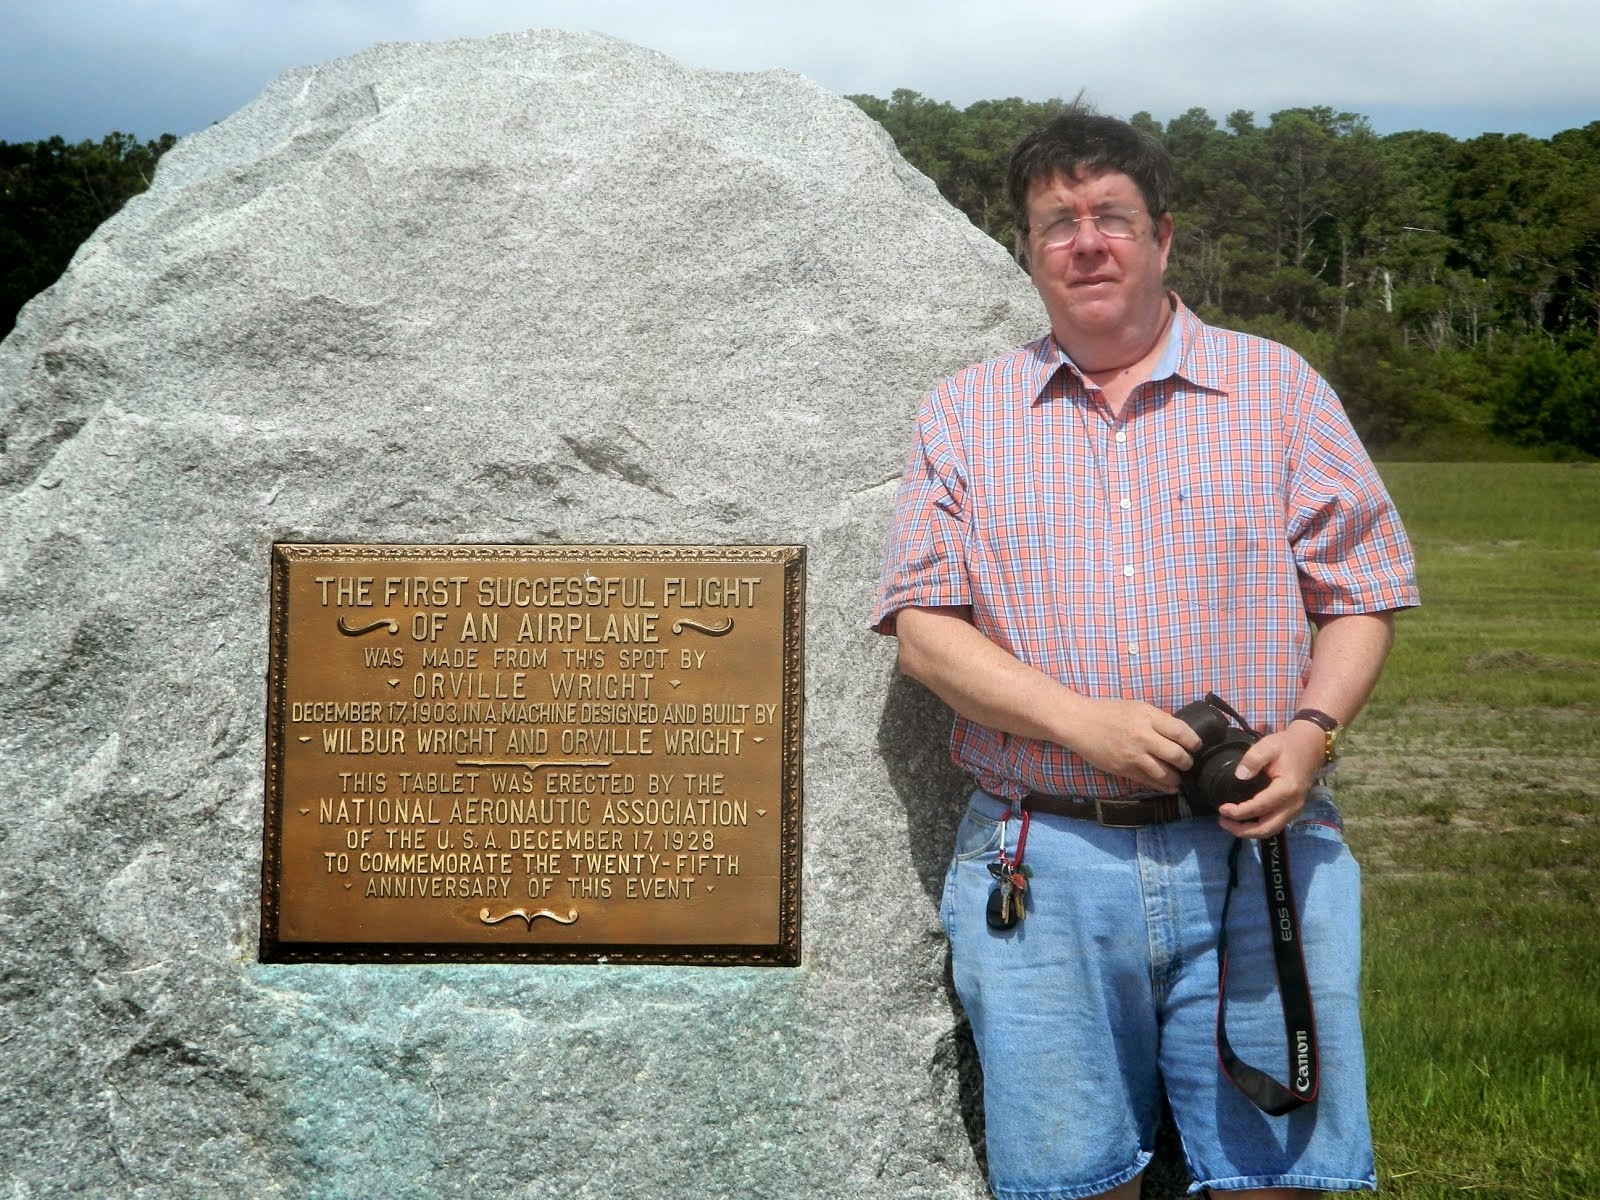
[1216,720,1326,838]
[895,608,1204,792]
[1066,699,1201,793]
[1215,611,1398,838]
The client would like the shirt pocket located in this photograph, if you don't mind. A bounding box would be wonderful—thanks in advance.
[1161,486,1282,611]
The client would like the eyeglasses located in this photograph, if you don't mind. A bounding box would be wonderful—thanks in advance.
[1030,210,1145,249]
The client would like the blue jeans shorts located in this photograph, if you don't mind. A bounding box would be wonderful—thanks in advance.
[942,787,1377,1199]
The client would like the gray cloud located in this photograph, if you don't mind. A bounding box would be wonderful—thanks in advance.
[2,0,1595,141]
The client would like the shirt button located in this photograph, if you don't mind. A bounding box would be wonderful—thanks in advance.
[1120,497,1131,510]
[1122,565,1135,577]
[1127,644,1139,656]
[1115,431,1127,444]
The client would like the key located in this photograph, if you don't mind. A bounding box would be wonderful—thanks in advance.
[1010,865,1031,921]
[986,883,1016,930]
[986,859,1020,930]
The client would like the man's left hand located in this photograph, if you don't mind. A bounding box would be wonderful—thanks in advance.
[1215,720,1327,838]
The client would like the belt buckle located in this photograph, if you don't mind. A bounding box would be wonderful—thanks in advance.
[1093,797,1148,828]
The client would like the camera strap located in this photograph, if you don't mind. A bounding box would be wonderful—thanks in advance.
[1215,830,1319,1115]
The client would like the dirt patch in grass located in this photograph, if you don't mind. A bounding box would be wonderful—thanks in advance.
[1463,648,1600,674]
[1343,749,1600,802]
[1333,706,1600,879]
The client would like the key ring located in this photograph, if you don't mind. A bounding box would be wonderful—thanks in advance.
[986,807,1032,930]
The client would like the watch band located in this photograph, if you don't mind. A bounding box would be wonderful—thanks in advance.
[1291,708,1342,764]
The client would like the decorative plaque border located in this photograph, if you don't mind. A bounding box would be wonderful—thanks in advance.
[261,544,804,966]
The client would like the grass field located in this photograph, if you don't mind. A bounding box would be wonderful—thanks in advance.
[1340,463,1600,1198]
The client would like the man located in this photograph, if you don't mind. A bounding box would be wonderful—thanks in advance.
[873,109,1418,1200]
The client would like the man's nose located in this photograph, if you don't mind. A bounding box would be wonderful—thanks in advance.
[1069,215,1110,252]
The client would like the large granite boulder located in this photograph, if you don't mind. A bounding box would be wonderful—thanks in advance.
[1,28,1189,1199]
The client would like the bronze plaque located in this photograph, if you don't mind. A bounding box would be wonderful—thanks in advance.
[261,544,803,965]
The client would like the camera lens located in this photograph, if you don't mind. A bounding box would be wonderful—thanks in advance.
[1191,743,1267,810]
[1173,696,1269,815]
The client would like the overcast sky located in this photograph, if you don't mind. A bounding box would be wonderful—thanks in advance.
[2,0,1596,144]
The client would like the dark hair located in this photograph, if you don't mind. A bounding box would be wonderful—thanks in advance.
[1007,107,1174,267]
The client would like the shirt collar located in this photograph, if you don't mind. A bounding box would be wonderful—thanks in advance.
[1147,299,1183,380]
[1026,294,1228,403]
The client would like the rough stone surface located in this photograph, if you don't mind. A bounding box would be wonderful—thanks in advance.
[0,30,1188,1199]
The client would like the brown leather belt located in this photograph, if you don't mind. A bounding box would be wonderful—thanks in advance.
[1023,792,1186,828]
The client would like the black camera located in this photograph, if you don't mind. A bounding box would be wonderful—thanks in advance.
[1174,693,1268,814]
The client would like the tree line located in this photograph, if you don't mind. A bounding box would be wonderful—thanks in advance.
[1,132,176,340]
[5,104,1597,457]
[851,91,1600,458]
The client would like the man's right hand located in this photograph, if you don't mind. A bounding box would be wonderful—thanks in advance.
[895,607,1200,792]
[1061,699,1200,793]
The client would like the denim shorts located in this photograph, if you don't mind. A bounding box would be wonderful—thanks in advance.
[941,787,1376,1199]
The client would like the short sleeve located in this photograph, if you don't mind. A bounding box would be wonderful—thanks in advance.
[1285,379,1420,616]
[871,384,973,635]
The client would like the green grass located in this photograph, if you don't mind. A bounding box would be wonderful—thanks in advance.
[1363,463,1600,712]
[1336,463,1600,1198]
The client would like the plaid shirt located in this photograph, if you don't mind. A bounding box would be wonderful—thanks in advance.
[873,298,1419,801]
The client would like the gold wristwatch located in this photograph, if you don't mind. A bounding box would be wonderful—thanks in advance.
[1291,708,1343,765]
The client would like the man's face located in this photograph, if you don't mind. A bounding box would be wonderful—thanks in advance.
[1023,167,1172,345]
